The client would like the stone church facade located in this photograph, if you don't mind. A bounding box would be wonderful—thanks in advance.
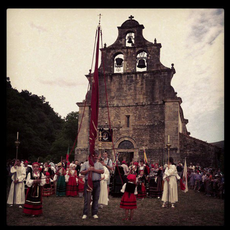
[75,16,221,167]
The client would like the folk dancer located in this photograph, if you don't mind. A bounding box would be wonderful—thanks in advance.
[148,163,163,198]
[42,162,54,196]
[139,159,149,176]
[23,162,45,216]
[120,174,138,221]
[65,164,78,197]
[162,157,180,208]
[137,170,147,199]
[53,162,66,196]
[130,161,139,175]
[7,159,26,208]
[78,173,85,198]
[42,172,53,197]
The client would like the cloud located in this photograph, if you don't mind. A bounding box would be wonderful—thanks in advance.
[169,9,224,142]
[186,9,224,49]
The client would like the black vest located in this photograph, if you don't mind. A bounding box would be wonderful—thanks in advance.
[125,182,136,194]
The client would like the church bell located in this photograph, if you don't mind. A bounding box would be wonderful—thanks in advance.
[127,36,133,44]
[137,59,146,68]
[115,57,123,67]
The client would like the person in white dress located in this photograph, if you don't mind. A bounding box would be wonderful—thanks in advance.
[98,163,110,208]
[162,157,180,208]
[7,159,26,207]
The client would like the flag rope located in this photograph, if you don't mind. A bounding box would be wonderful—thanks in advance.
[67,26,99,158]
[100,29,124,185]
[67,20,124,186]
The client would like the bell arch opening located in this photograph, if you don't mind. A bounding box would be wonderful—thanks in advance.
[125,32,135,47]
[114,53,124,73]
[136,50,147,72]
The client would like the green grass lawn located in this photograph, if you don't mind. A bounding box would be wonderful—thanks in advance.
[6,189,224,226]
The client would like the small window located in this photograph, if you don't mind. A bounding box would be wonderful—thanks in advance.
[126,115,130,128]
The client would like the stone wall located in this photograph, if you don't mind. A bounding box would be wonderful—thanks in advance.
[179,133,221,167]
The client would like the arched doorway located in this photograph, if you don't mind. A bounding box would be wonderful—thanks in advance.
[115,137,138,163]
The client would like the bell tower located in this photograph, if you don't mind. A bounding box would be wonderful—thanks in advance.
[75,16,189,163]
[100,15,163,74]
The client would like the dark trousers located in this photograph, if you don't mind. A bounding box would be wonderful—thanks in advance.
[83,180,101,216]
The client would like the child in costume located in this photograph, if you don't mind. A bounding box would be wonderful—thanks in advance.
[78,173,85,197]
[23,162,45,216]
[42,172,53,197]
[137,170,147,199]
[120,174,137,220]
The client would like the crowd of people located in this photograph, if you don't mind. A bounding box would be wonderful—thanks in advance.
[187,162,225,199]
[6,151,224,220]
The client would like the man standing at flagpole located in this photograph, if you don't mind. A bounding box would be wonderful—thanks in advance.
[80,19,104,219]
[80,151,104,219]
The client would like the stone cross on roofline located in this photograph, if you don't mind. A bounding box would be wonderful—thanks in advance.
[129,15,134,20]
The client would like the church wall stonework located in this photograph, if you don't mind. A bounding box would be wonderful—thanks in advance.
[179,133,221,167]
[75,16,222,166]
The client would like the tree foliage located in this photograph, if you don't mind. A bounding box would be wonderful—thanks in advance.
[6,77,78,163]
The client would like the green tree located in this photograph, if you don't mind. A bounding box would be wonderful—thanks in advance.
[6,77,79,163]
[6,77,63,161]
[50,111,79,162]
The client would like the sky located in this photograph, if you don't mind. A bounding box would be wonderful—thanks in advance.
[7,8,224,143]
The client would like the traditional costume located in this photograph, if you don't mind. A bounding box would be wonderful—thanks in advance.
[98,166,110,206]
[65,168,78,197]
[42,172,53,197]
[78,174,85,197]
[129,162,138,175]
[120,174,137,209]
[54,163,66,196]
[137,171,147,199]
[23,162,45,216]
[7,164,26,205]
[148,165,163,198]
[162,164,180,208]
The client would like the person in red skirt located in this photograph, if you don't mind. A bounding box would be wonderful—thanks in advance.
[42,172,53,197]
[137,170,147,199]
[78,173,85,197]
[65,164,78,197]
[120,174,137,220]
[23,162,45,216]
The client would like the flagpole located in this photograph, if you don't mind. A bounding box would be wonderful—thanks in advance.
[87,15,101,217]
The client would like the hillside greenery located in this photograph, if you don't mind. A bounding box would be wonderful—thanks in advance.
[6,77,78,163]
